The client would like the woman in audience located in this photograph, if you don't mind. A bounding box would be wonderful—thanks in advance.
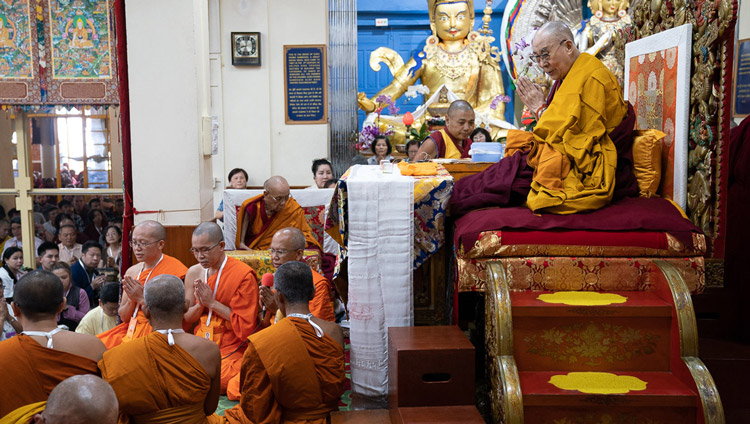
[214,168,249,222]
[367,135,395,165]
[52,262,90,331]
[0,247,23,302]
[0,294,21,340]
[310,159,334,189]
[103,224,122,270]
[470,127,492,143]
[84,209,106,242]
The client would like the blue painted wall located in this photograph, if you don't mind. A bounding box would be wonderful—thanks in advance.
[356,0,513,127]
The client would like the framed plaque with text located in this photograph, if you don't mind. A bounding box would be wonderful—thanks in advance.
[733,38,750,118]
[284,45,327,124]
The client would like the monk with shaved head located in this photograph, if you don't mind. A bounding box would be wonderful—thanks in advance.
[452,21,636,215]
[415,99,476,160]
[236,176,320,251]
[184,222,260,394]
[0,271,105,419]
[100,275,221,423]
[32,375,118,424]
[97,220,188,349]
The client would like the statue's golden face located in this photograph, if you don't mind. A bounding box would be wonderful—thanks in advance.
[433,2,472,42]
[599,0,621,16]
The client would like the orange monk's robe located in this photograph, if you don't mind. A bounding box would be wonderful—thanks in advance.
[0,335,99,418]
[99,332,213,424]
[193,256,259,392]
[309,270,335,322]
[98,254,188,349]
[223,317,345,424]
[236,194,321,251]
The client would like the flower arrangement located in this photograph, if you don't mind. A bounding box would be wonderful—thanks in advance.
[358,123,394,150]
[490,94,511,110]
[404,84,430,101]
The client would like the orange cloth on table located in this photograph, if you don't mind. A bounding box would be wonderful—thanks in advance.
[222,317,345,424]
[99,332,212,424]
[193,256,259,392]
[0,335,99,418]
[309,270,335,322]
[97,254,188,350]
[236,194,321,251]
[397,161,439,176]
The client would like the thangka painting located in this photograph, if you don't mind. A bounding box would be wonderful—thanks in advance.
[0,0,42,103]
[624,24,692,210]
[42,0,118,104]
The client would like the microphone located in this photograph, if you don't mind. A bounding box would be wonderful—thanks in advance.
[261,272,274,288]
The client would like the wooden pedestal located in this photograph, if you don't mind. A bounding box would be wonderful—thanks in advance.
[388,326,475,409]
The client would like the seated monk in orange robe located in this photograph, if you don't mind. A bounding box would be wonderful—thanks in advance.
[0,270,106,419]
[99,275,222,424]
[221,261,345,424]
[184,222,260,394]
[237,176,321,251]
[98,220,188,350]
[225,228,335,400]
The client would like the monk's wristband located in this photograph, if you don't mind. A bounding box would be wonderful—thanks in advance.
[535,105,546,119]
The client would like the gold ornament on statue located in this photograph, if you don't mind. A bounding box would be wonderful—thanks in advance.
[579,0,632,87]
[357,0,511,142]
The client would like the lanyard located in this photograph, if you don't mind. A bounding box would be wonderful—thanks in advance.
[203,256,228,326]
[23,327,64,348]
[131,255,164,319]
[287,313,324,338]
[155,328,185,346]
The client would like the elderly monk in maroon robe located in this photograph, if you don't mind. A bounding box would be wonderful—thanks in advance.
[221,261,345,424]
[450,22,637,216]
[415,100,475,160]
[0,271,106,420]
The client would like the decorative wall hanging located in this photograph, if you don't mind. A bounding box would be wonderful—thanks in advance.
[231,32,260,66]
[0,0,42,104]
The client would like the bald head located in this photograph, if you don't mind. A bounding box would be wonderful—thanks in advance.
[274,227,306,250]
[269,227,306,268]
[37,375,118,424]
[193,222,224,244]
[135,220,166,242]
[446,100,474,118]
[264,176,290,192]
[13,270,64,321]
[536,21,576,44]
[531,21,580,81]
[144,274,185,321]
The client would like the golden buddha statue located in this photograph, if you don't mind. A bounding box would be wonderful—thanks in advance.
[579,0,631,87]
[357,0,509,142]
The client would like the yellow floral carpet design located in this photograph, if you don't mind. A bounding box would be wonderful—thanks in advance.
[549,372,648,394]
[537,291,628,306]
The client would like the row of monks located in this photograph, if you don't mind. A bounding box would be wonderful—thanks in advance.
[0,218,344,423]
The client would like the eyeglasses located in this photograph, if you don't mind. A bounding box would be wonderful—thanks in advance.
[268,194,291,203]
[269,248,300,257]
[529,39,566,64]
[129,239,161,249]
[190,241,222,255]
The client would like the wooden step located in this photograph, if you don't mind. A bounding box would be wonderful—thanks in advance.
[510,291,673,372]
[510,290,672,317]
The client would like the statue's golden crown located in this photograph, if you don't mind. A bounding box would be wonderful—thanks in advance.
[428,0,474,22]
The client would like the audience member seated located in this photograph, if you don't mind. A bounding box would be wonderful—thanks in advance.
[57,224,82,264]
[0,219,9,252]
[52,262,89,331]
[310,159,334,189]
[215,168,249,222]
[222,262,344,424]
[58,200,84,232]
[367,135,395,165]
[237,176,321,251]
[451,21,637,215]
[41,207,59,242]
[37,242,59,272]
[98,220,188,349]
[83,209,106,245]
[415,100,475,160]
[1,247,23,302]
[72,198,88,225]
[406,139,420,163]
[225,228,337,400]
[470,127,492,143]
[0,270,105,418]
[111,198,125,220]
[76,281,119,336]
[103,224,122,270]
[29,375,118,424]
[0,295,21,341]
[2,217,43,258]
[184,222,259,393]
[70,241,105,308]
[100,275,220,423]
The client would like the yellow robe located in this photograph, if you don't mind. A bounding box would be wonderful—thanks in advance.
[524,52,627,214]
[236,194,321,251]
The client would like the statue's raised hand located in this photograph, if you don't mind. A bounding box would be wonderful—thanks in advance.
[358,92,376,113]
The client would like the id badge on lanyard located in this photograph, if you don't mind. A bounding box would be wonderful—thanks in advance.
[202,256,227,343]
[203,323,214,341]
